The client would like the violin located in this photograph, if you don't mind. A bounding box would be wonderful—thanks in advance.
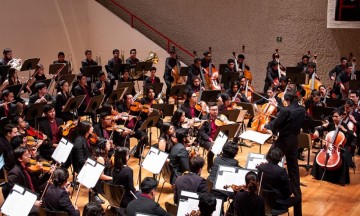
[89,133,98,145]
[194,101,209,116]
[130,102,159,113]
[59,120,78,137]
[214,114,233,127]
[185,210,201,216]
[26,136,41,147]
[223,184,247,192]
[26,125,45,140]
[27,158,51,173]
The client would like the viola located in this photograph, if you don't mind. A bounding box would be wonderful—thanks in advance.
[214,114,233,127]
[27,158,51,173]
[59,120,78,137]
[26,136,41,147]
[194,101,209,116]
[26,126,45,140]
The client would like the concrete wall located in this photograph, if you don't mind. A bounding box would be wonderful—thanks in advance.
[98,0,360,90]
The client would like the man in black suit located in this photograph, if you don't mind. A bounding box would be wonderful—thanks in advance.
[174,156,207,204]
[144,66,161,85]
[125,49,140,67]
[169,128,190,184]
[0,123,18,171]
[126,177,170,216]
[38,104,63,160]
[0,90,18,119]
[81,50,98,69]
[73,73,94,119]
[187,58,204,86]
[71,121,93,174]
[163,50,177,102]
[264,91,305,216]
[93,71,112,99]
[105,48,122,85]
[28,82,53,105]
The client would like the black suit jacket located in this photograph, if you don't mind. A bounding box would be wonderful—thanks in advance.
[186,64,203,86]
[164,57,177,80]
[126,195,170,216]
[207,156,240,182]
[73,84,93,113]
[0,137,16,171]
[38,118,64,143]
[93,80,112,97]
[169,143,190,183]
[28,93,53,105]
[112,166,136,207]
[71,136,92,173]
[174,172,207,204]
[144,76,160,85]
[0,102,17,119]
[43,184,80,216]
[105,57,122,77]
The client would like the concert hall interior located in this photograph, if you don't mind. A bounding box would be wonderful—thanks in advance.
[1,0,360,216]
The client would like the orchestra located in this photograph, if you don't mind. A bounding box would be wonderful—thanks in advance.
[1,45,359,216]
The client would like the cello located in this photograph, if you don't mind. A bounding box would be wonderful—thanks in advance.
[251,97,277,133]
[315,118,345,170]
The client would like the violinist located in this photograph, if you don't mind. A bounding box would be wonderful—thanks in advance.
[169,128,191,184]
[94,71,112,99]
[144,66,160,84]
[171,109,187,131]
[0,90,19,119]
[311,109,354,185]
[181,90,201,119]
[264,91,305,216]
[0,123,18,171]
[55,80,74,122]
[264,60,282,93]
[140,87,163,127]
[28,82,54,105]
[186,57,203,86]
[158,123,176,153]
[93,113,126,148]
[164,50,177,103]
[226,81,249,103]
[296,55,309,73]
[218,93,233,112]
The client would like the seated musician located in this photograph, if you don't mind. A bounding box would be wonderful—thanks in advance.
[181,90,201,119]
[264,60,281,93]
[117,93,148,158]
[111,146,136,208]
[343,99,360,155]
[120,69,134,82]
[266,51,285,71]
[42,168,80,216]
[173,156,207,204]
[171,109,187,131]
[223,59,237,90]
[296,55,309,73]
[318,85,329,106]
[81,49,98,71]
[125,48,140,67]
[237,54,250,76]
[306,62,319,80]
[208,142,241,202]
[329,56,347,82]
[53,51,71,66]
[0,90,19,119]
[73,73,94,118]
[186,76,203,95]
[336,63,353,100]
[226,81,249,103]
[304,90,325,118]
[169,128,191,184]
[33,64,47,81]
[7,146,52,215]
[201,51,212,68]
[199,102,221,172]
[105,48,122,85]
[94,71,112,99]
[55,80,74,122]
[186,57,203,86]
[29,82,53,105]
[144,66,160,85]
[38,104,63,160]
[257,147,293,211]
[348,91,360,155]
[0,123,18,172]
[0,48,12,65]
[311,108,355,185]
[276,76,288,93]
[218,93,232,112]
[0,68,21,93]
[163,50,177,103]
[238,76,253,101]
[256,87,283,107]
[158,122,176,153]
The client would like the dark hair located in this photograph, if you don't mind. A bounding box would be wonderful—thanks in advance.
[308,62,316,68]
[93,138,108,158]
[43,104,54,114]
[85,50,92,55]
[271,60,279,66]
[1,89,10,99]
[245,171,258,193]
[238,54,245,59]
[98,71,105,77]
[190,156,205,173]
[35,82,46,91]
[279,76,288,82]
[302,55,309,60]
[160,122,173,136]
[150,66,156,71]
[10,135,24,150]
[198,192,217,216]
[175,128,189,144]
[272,52,280,59]
[341,57,348,62]
[140,177,158,194]
[52,168,69,187]
[56,80,68,93]
[311,90,321,98]
[113,146,129,172]
[230,81,239,89]
[345,99,355,107]
[220,93,230,102]
[8,68,16,77]
[99,112,111,120]
[35,64,44,71]
[83,202,104,216]
[3,48,12,55]
[194,57,201,63]
[222,142,238,158]
[171,109,185,126]
[227,59,235,64]
[77,73,85,81]
[14,146,28,161]
[79,121,92,136]
[58,51,65,57]
[208,102,217,108]
[284,90,298,104]
[146,86,155,94]
[346,63,353,69]
[203,51,210,57]
[130,49,136,54]
[266,147,284,164]
[112,49,119,54]
[4,123,17,136]
[350,90,360,97]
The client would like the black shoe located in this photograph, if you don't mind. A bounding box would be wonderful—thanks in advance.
[94,195,105,204]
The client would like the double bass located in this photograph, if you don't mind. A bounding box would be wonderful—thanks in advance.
[203,47,221,90]
[240,45,253,84]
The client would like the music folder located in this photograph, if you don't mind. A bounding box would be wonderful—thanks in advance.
[1,184,37,216]
[51,138,74,164]
[239,130,272,145]
[211,131,228,155]
[177,190,222,216]
[77,158,105,189]
[141,147,168,174]
[245,153,285,170]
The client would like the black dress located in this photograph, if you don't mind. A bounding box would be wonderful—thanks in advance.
[112,165,136,207]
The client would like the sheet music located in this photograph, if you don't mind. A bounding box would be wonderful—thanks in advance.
[239,130,272,144]
[1,184,37,216]
[51,138,73,164]
[214,166,257,193]
[177,191,222,216]
[245,153,285,169]
[141,147,168,174]
[0,154,4,170]
[211,131,228,155]
[77,158,105,189]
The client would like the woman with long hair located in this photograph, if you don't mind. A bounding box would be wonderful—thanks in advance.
[171,109,186,131]
[158,122,176,153]
[55,80,74,121]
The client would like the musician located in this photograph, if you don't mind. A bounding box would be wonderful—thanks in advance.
[55,80,74,121]
[38,104,63,160]
[144,66,160,84]
[198,193,217,216]
[111,146,136,208]
[201,51,213,68]
[276,76,289,92]
[126,177,170,216]
[169,128,191,184]
[53,51,71,66]
[304,90,325,118]
[256,87,282,107]
[120,69,134,82]
[0,123,18,171]
[73,73,94,117]
[257,147,292,212]
[266,52,286,71]
[105,48,122,85]
[140,87,164,127]
[93,112,126,147]
[348,91,360,155]
[237,54,250,75]
[223,59,237,90]
[83,202,105,216]
[171,109,186,131]
[81,50,98,69]
[329,57,348,98]
[318,84,329,105]
[336,63,353,100]
[218,93,232,112]
[264,60,281,93]
[238,76,253,101]
[186,57,203,86]
[0,48,12,65]
[94,71,112,99]
[264,91,305,216]
[311,109,354,185]
[181,90,201,119]
[158,122,176,153]
[226,81,249,103]
[343,99,360,155]
[0,90,18,119]
[186,76,203,94]
[173,156,207,204]
[28,82,53,105]
[199,102,220,171]
[42,168,80,216]
[126,49,140,67]
[0,67,21,93]
[164,50,177,103]
[34,64,47,81]
[296,55,309,73]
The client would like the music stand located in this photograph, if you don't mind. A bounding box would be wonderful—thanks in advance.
[214,123,241,141]
[0,65,10,84]
[49,64,68,76]
[135,62,153,92]
[82,65,102,82]
[152,104,175,117]
[302,119,323,133]
[5,84,22,97]
[106,87,127,107]
[169,84,187,108]
[312,106,335,121]
[218,63,227,75]
[58,74,76,86]
[220,109,241,122]
[237,102,255,117]
[114,64,131,78]
[325,98,345,108]
[144,83,163,95]
[19,58,40,71]
[286,67,306,84]
[30,79,52,94]
[117,82,135,94]
[349,80,360,91]
[25,102,47,127]
[85,95,105,114]
[220,72,239,84]
[63,95,86,120]
[180,66,189,77]
[200,90,221,103]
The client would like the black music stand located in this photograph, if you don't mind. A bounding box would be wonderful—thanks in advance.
[220,72,239,84]
[82,65,102,83]
[237,102,255,117]
[180,66,189,77]
[58,74,76,86]
[152,104,175,117]
[30,79,52,95]
[85,95,105,122]
[25,102,47,128]
[144,83,163,95]
[302,119,323,133]
[214,123,241,141]
[117,82,135,95]
[135,62,153,92]
[106,87,127,108]
[220,109,241,122]
[169,84,187,108]
[200,90,221,103]
[218,64,227,75]
[63,95,86,120]
[5,84,22,97]
[349,80,360,91]
[312,106,335,121]
[20,58,40,72]
[0,65,10,84]
[114,64,131,79]
[286,67,306,84]
[49,64,68,76]
[325,98,345,108]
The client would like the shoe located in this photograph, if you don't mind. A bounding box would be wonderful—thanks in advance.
[94,195,105,204]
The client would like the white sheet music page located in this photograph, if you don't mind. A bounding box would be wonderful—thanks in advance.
[77,158,105,189]
[211,131,228,155]
[141,147,168,174]
[177,197,199,216]
[215,166,256,192]
[1,184,37,216]
[51,138,74,164]
[0,154,4,170]
[239,130,272,144]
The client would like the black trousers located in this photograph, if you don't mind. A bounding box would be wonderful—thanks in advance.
[200,140,215,169]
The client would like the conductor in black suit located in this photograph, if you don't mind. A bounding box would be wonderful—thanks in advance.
[264,91,305,216]
[126,177,170,216]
